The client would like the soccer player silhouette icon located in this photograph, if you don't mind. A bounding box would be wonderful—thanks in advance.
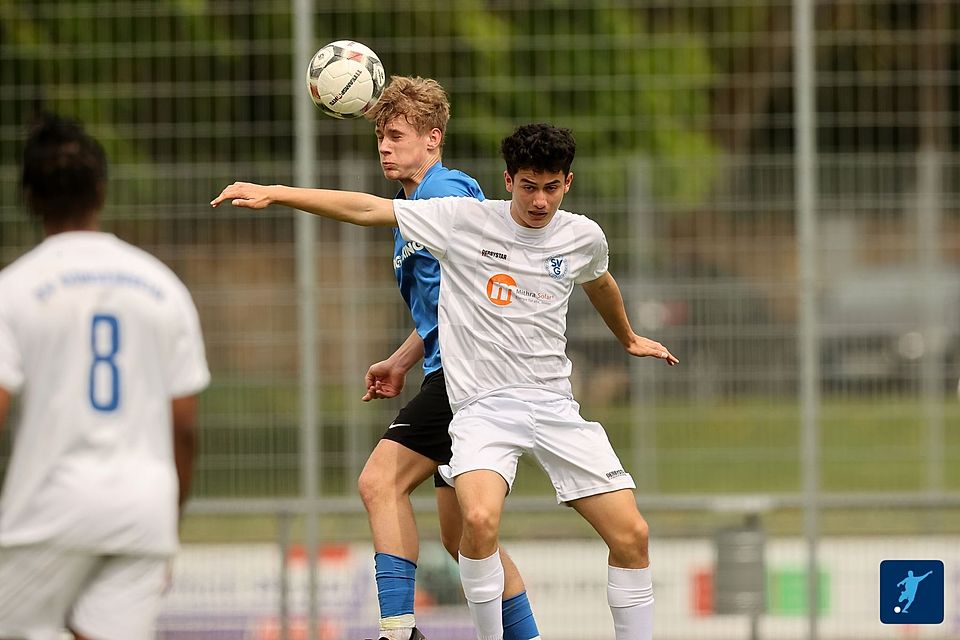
[897,570,933,613]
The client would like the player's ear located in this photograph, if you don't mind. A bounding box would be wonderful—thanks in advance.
[427,128,442,151]
[503,170,513,193]
[564,171,574,192]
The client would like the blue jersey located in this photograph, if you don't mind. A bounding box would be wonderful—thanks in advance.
[393,162,484,374]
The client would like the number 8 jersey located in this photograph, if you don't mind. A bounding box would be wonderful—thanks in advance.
[0,231,210,555]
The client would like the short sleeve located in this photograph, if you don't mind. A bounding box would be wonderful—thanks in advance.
[165,283,210,398]
[394,197,462,260]
[0,305,24,393]
[575,224,610,284]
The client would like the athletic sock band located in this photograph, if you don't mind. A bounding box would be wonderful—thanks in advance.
[375,552,417,624]
[503,590,540,640]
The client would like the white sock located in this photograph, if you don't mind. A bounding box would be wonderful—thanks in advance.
[380,627,413,640]
[459,550,505,640]
[607,565,654,640]
[378,625,415,640]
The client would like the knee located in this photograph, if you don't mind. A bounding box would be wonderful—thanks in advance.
[608,517,650,565]
[357,467,387,508]
[461,506,500,543]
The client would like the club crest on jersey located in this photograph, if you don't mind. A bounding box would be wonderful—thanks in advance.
[545,255,567,280]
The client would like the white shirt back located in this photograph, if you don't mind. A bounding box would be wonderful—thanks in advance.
[394,198,608,410]
[0,232,210,554]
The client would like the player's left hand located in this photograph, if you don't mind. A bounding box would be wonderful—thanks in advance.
[362,359,407,401]
[210,182,274,209]
[625,335,679,366]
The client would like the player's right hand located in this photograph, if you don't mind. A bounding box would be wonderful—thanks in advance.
[210,182,274,209]
[362,359,406,401]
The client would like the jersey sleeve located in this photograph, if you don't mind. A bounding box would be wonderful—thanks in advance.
[0,302,24,393]
[165,282,211,398]
[393,197,461,260]
[575,222,610,284]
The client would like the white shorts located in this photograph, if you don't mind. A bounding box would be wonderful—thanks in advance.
[0,544,168,640]
[441,389,636,502]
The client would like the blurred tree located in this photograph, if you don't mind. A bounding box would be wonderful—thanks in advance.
[4,0,957,222]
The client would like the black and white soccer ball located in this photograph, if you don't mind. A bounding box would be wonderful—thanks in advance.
[305,40,386,119]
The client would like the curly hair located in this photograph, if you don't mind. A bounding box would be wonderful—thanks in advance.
[500,123,576,177]
[365,76,450,145]
[21,113,107,222]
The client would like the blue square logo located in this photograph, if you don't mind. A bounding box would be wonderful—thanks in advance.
[880,560,944,624]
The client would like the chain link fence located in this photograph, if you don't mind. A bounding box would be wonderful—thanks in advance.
[1,1,959,638]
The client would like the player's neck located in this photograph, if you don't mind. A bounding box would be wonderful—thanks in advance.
[43,215,100,238]
[400,157,441,198]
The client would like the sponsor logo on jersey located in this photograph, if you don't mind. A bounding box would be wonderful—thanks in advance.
[545,255,568,280]
[606,469,628,480]
[484,273,555,306]
[394,241,426,269]
[486,273,516,306]
[481,248,508,261]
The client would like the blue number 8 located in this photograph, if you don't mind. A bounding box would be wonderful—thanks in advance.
[89,314,120,412]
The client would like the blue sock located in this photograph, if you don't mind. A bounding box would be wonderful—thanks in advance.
[374,552,417,620]
[502,591,540,640]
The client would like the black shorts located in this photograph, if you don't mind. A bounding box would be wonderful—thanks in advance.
[380,368,454,488]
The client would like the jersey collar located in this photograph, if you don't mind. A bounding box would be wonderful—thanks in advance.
[395,161,444,200]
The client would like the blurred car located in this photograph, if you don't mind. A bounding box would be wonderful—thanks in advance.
[819,266,960,392]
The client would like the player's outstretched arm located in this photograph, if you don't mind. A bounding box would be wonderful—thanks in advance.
[582,272,679,366]
[362,330,425,402]
[210,182,397,227]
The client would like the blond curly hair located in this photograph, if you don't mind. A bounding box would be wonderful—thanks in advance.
[366,76,450,148]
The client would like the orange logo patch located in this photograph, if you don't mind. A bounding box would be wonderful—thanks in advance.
[486,273,516,306]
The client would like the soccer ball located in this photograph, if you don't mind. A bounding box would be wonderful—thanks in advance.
[305,40,386,119]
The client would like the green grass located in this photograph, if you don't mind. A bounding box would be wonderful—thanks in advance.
[192,382,960,499]
[4,380,959,541]
[4,381,956,499]
[590,397,960,494]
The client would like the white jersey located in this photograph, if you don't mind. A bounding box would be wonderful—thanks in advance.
[394,198,608,410]
[0,232,210,555]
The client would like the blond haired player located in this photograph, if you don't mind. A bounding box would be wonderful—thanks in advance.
[359,76,539,640]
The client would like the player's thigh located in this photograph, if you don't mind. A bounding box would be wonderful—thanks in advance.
[0,545,97,640]
[69,554,167,640]
[455,470,509,526]
[531,397,636,503]
[361,438,439,495]
[569,488,647,546]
